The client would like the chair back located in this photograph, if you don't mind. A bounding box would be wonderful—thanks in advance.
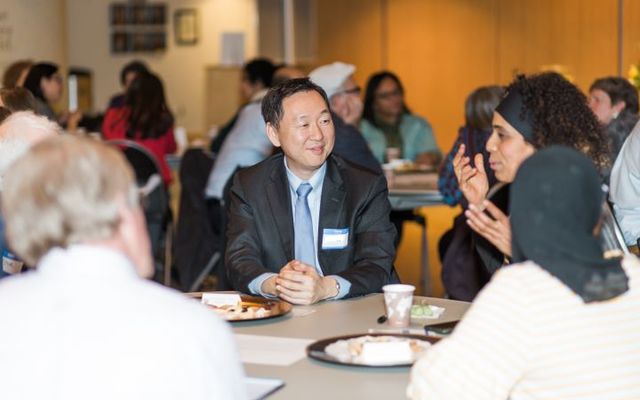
[600,199,630,257]
[106,139,171,282]
[106,139,162,185]
[174,148,218,290]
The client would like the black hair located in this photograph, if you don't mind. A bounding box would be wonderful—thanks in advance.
[510,72,610,169]
[120,60,149,86]
[362,70,410,125]
[589,76,639,115]
[465,85,504,131]
[23,62,59,102]
[244,58,276,88]
[261,77,330,129]
[123,72,173,140]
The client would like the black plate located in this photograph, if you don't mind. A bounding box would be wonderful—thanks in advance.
[307,333,438,367]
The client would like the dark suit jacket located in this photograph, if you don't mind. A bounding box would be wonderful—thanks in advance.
[331,112,383,175]
[226,153,397,297]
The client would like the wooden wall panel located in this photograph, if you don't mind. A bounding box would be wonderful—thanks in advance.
[315,0,623,146]
[387,0,498,150]
[623,0,640,79]
[315,0,385,89]
[496,0,618,91]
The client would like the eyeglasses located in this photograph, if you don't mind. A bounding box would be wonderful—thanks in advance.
[335,86,361,96]
[376,89,402,101]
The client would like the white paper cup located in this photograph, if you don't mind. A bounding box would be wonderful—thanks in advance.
[382,284,415,327]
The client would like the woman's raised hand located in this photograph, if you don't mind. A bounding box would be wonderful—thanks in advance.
[465,200,512,257]
[453,144,490,207]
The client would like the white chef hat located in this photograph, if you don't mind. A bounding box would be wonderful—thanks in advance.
[308,62,356,99]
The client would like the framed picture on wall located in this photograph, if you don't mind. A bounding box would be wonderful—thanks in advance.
[109,2,167,54]
[174,9,198,45]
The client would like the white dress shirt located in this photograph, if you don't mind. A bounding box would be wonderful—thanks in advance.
[0,245,247,400]
[205,89,272,199]
[610,120,640,245]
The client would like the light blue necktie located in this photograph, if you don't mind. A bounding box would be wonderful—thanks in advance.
[294,183,315,267]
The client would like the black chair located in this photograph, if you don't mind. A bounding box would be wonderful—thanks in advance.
[174,148,222,291]
[107,139,174,285]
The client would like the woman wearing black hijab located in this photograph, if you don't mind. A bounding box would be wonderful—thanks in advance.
[408,146,638,400]
[510,147,628,302]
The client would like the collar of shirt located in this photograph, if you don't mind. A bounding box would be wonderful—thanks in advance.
[284,157,327,272]
[284,157,327,193]
[38,245,139,282]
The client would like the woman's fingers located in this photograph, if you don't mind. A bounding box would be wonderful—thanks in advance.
[453,144,466,166]
[453,145,469,179]
[482,200,508,223]
[474,153,486,175]
[460,165,476,182]
[466,205,503,239]
[466,203,513,256]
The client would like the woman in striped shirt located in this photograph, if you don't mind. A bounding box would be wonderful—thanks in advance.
[408,146,639,400]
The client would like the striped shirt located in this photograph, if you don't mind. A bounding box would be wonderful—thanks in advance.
[407,255,640,400]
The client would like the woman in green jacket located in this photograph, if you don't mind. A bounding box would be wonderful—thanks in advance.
[361,71,441,167]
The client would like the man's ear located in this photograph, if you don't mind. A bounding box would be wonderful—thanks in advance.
[115,195,154,279]
[613,100,626,116]
[265,122,281,147]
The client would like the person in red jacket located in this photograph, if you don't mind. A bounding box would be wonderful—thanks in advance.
[102,72,176,185]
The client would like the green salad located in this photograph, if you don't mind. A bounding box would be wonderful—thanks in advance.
[410,304,433,317]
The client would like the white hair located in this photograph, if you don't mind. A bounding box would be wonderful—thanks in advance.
[2,136,139,265]
[0,111,61,191]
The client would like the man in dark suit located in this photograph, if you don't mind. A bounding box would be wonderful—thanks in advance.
[226,78,397,305]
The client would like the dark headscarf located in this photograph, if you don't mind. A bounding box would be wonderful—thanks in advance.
[495,87,535,143]
[510,146,628,303]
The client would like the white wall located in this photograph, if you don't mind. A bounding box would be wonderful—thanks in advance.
[65,0,258,133]
[0,0,67,76]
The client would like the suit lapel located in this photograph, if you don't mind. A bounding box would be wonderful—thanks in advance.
[266,158,294,260]
[318,157,346,274]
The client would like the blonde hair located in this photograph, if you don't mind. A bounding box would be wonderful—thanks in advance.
[0,111,61,191]
[1,135,138,265]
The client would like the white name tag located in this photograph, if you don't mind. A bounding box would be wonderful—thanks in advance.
[321,228,349,250]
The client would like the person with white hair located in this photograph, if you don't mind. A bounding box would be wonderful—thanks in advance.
[0,136,247,400]
[309,62,381,174]
[0,111,62,189]
[0,111,61,278]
